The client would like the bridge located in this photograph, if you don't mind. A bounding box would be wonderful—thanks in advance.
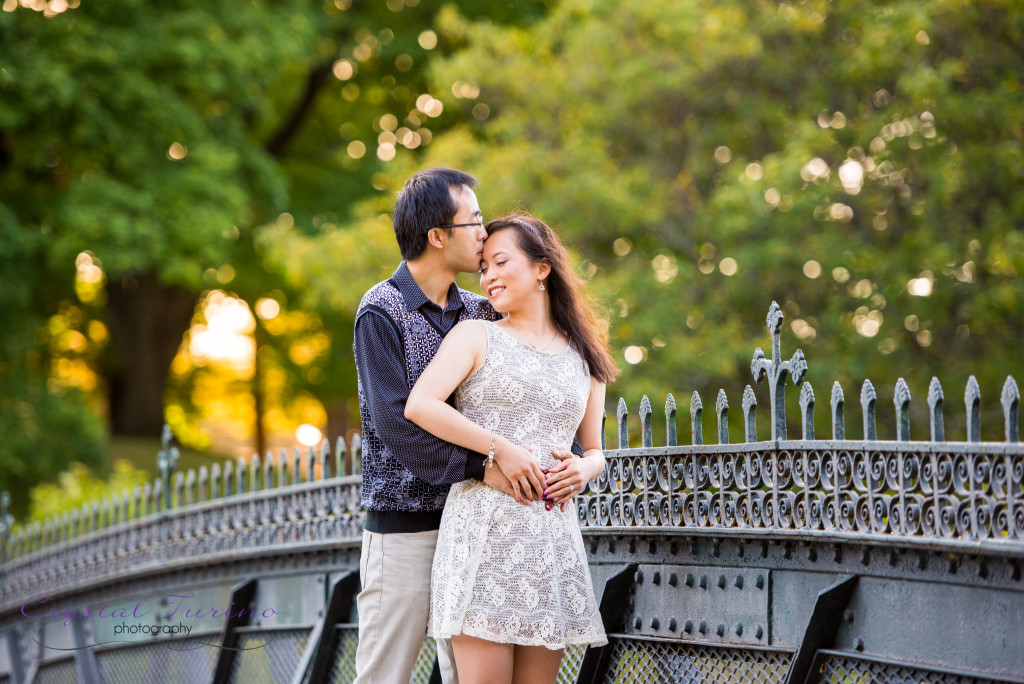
[1,303,1021,683]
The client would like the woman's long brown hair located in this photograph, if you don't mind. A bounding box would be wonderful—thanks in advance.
[485,214,619,384]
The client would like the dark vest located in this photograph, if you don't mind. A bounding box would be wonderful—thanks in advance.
[356,278,494,513]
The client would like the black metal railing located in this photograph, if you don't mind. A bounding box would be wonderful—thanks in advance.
[1,303,1021,684]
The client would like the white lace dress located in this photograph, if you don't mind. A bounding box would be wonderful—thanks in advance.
[430,321,607,649]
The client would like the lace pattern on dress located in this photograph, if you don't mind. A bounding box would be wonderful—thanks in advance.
[430,321,607,649]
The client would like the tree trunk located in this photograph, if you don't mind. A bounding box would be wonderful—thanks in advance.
[252,324,267,458]
[105,272,197,437]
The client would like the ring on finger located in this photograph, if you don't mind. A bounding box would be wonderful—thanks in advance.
[569,484,574,493]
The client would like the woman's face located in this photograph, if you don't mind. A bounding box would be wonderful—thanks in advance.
[479,229,544,313]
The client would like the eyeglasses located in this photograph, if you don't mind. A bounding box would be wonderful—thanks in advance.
[436,221,484,229]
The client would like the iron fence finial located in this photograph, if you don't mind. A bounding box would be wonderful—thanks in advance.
[716,389,729,444]
[691,391,703,446]
[966,376,981,442]
[751,301,808,440]
[1001,376,1019,443]
[928,377,945,442]
[894,378,911,441]
[831,381,845,440]
[861,380,877,440]
[800,382,815,440]
[665,394,678,446]
[617,397,629,449]
[742,385,757,442]
[639,395,653,447]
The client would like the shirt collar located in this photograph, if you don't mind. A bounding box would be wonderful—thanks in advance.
[393,261,465,314]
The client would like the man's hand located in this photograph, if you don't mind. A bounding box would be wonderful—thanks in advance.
[483,465,527,503]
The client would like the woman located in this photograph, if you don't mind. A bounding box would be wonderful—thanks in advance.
[405,214,618,684]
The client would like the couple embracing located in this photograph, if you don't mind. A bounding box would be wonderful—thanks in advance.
[352,168,618,684]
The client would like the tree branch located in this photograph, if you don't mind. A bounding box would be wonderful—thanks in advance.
[265,61,335,158]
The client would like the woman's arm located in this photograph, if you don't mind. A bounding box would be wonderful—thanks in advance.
[405,321,546,500]
[544,377,608,506]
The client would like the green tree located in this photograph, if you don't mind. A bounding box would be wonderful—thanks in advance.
[393,0,1024,441]
[0,0,550,467]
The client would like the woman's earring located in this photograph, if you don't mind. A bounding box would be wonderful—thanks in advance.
[538,281,545,291]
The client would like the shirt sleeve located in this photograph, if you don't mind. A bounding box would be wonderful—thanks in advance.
[354,308,485,485]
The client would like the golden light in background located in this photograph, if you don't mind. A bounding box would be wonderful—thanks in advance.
[379,114,398,131]
[719,257,738,276]
[623,346,646,365]
[397,127,421,149]
[377,142,396,161]
[216,264,236,284]
[651,254,678,283]
[907,272,934,297]
[415,94,443,117]
[75,252,103,283]
[838,159,865,194]
[167,142,187,161]
[395,54,413,72]
[612,237,632,256]
[801,157,829,181]
[347,141,366,159]
[451,81,480,99]
[472,103,490,121]
[853,308,883,338]
[714,146,731,164]
[189,292,256,368]
[353,43,373,62]
[803,260,822,279]
[828,203,854,221]
[255,298,280,320]
[295,424,323,448]
[791,319,816,341]
[418,30,437,50]
[744,162,763,181]
[332,59,355,80]
[75,252,105,303]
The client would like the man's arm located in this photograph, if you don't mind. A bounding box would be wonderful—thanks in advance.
[354,309,484,486]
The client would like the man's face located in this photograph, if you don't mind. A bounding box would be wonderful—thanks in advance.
[442,185,487,274]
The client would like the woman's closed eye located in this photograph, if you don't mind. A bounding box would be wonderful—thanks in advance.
[480,261,507,275]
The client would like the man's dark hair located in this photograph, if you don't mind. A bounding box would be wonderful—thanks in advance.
[393,167,477,261]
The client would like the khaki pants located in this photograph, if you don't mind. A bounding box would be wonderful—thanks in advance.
[353,529,459,684]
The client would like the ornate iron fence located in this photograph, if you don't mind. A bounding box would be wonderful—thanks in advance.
[1,303,1021,683]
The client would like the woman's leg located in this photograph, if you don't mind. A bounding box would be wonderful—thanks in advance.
[510,645,564,684]
[451,634,514,684]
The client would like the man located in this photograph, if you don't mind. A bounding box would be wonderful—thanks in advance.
[352,168,539,684]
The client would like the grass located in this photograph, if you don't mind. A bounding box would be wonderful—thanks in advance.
[107,436,229,479]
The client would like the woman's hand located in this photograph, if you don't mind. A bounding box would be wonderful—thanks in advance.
[544,449,605,509]
[492,436,546,502]
[483,451,533,505]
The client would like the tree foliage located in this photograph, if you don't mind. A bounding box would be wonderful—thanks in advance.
[406,0,1024,441]
[0,0,549,509]
[3,0,1023,518]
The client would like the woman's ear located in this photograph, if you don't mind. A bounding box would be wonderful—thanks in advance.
[536,261,552,281]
